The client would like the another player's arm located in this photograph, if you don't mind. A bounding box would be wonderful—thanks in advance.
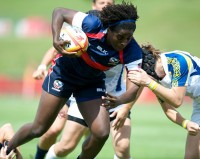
[121,85,144,110]
[39,47,57,66]
[111,86,144,130]
[102,77,141,108]
[158,97,200,135]
[149,82,186,108]
[128,69,186,108]
[158,98,185,126]
[33,47,57,80]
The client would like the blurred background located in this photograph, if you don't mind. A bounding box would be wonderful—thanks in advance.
[0,0,200,158]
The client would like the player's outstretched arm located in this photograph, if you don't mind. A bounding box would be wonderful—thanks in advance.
[158,98,200,136]
[32,47,57,80]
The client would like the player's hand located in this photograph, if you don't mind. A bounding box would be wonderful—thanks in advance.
[32,69,47,80]
[128,69,152,86]
[186,121,200,136]
[53,40,77,58]
[0,146,16,159]
[101,93,122,109]
[110,107,129,130]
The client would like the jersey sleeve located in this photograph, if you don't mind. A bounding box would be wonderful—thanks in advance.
[125,59,142,71]
[167,53,193,87]
[72,12,102,33]
[72,12,87,28]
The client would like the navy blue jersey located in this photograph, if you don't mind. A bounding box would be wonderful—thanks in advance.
[43,12,142,102]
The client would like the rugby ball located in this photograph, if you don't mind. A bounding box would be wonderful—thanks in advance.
[59,23,88,57]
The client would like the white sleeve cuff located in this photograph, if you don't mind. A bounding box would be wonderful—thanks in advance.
[72,12,87,29]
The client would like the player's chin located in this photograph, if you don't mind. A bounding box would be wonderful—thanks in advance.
[113,45,125,51]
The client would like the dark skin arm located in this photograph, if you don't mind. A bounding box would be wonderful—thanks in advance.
[102,77,140,108]
[52,7,78,57]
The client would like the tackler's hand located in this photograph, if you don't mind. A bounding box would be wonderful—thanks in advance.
[0,146,16,159]
[110,107,129,131]
[128,69,152,86]
[185,120,200,136]
[32,68,47,80]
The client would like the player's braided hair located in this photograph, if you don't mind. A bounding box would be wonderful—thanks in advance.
[141,43,162,81]
[100,1,138,31]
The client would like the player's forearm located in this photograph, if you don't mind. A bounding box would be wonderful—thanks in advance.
[122,86,143,110]
[118,79,140,104]
[118,88,138,105]
[148,80,184,107]
[160,101,185,127]
[40,47,57,67]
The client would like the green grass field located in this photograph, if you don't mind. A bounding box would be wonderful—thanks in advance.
[0,95,192,159]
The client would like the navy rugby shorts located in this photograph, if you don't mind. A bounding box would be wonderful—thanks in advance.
[42,57,106,103]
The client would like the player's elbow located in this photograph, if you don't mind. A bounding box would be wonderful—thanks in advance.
[170,89,185,108]
[172,98,183,108]
[52,7,66,18]
[53,7,61,15]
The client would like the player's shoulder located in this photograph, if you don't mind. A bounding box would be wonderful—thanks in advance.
[72,11,102,33]
[163,51,193,62]
[82,14,102,33]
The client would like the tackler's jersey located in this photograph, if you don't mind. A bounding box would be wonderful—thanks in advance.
[104,64,124,93]
[72,12,142,71]
[159,51,200,99]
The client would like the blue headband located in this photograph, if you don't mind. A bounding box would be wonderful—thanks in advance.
[108,19,135,27]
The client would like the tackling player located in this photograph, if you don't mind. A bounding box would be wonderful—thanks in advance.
[126,43,200,159]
